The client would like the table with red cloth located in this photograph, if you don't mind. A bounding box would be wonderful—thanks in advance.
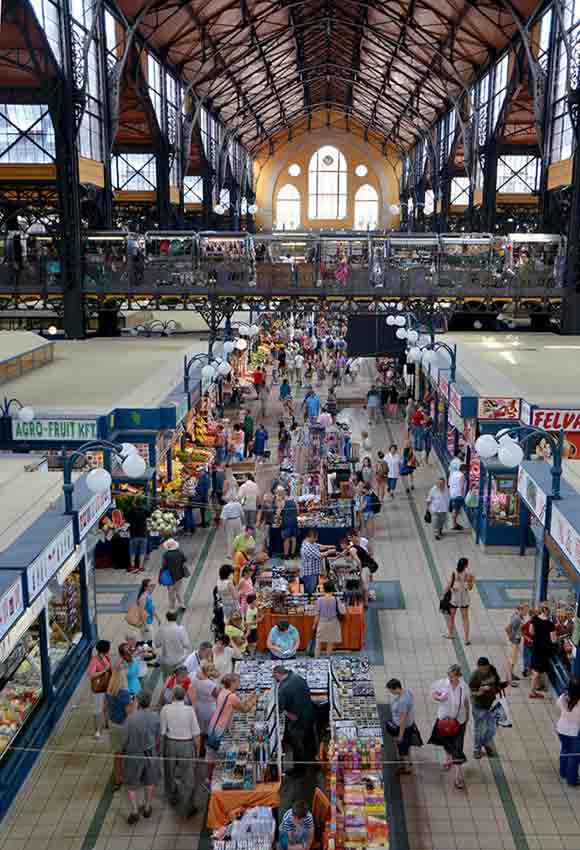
[207,781,281,829]
[257,605,365,652]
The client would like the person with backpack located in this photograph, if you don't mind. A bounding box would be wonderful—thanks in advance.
[375,451,388,502]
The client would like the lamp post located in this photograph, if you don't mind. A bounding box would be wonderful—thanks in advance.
[1,397,35,442]
[474,426,564,501]
[406,340,457,383]
[386,310,436,345]
[183,353,212,396]
[62,440,146,514]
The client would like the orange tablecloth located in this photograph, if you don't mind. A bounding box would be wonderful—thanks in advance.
[207,781,282,828]
[257,606,365,652]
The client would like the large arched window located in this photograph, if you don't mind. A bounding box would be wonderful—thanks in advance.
[308,145,347,219]
[275,184,301,230]
[354,184,379,230]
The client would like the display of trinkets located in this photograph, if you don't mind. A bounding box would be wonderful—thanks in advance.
[330,657,383,742]
[236,658,330,693]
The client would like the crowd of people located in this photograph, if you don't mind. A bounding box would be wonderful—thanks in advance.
[86,313,580,839]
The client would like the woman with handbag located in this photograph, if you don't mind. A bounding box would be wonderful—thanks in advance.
[206,674,258,759]
[428,665,471,790]
[443,557,475,645]
[313,580,345,658]
[159,538,189,612]
[400,439,418,494]
[88,640,112,740]
[386,678,422,776]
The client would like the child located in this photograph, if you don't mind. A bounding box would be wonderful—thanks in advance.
[245,594,260,656]
[238,565,254,616]
[505,604,525,687]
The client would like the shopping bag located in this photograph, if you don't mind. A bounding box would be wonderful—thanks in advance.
[424,510,432,524]
[306,637,316,657]
[465,490,479,509]
[491,693,512,728]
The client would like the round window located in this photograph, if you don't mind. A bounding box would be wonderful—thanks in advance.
[288,163,301,176]
[355,164,368,177]
[322,154,334,166]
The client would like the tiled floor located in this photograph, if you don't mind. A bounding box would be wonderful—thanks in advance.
[1,363,578,850]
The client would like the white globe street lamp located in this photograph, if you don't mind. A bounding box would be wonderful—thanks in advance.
[223,341,235,354]
[396,328,407,339]
[386,315,396,326]
[395,315,406,327]
[17,406,35,423]
[407,329,419,344]
[86,467,112,494]
[218,361,231,376]
[201,364,216,381]
[121,452,147,478]
[474,433,500,460]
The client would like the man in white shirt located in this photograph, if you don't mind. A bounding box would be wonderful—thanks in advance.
[448,464,467,531]
[237,474,259,528]
[294,353,305,387]
[155,611,191,677]
[426,477,450,541]
[160,685,201,815]
[184,641,213,677]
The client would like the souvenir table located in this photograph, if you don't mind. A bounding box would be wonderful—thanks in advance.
[207,686,282,829]
[268,499,355,554]
[255,564,365,652]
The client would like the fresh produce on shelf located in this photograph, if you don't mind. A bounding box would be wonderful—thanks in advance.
[147,509,179,536]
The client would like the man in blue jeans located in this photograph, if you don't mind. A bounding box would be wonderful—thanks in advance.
[126,497,149,573]
[299,529,336,596]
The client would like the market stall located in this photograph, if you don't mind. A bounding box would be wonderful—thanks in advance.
[269,497,355,553]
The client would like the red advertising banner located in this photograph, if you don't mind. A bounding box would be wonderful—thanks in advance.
[477,397,520,420]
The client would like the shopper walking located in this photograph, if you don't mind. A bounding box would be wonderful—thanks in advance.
[385,444,400,498]
[238,473,259,528]
[136,579,160,643]
[243,410,254,458]
[360,456,374,487]
[506,604,525,686]
[160,685,201,817]
[443,557,475,644]
[106,665,135,791]
[448,463,467,531]
[386,678,418,776]
[220,496,244,558]
[313,580,344,658]
[160,538,189,612]
[277,488,299,560]
[469,657,502,758]
[88,639,112,740]
[122,691,161,824]
[375,451,388,503]
[556,678,580,786]
[216,563,239,620]
[400,440,418,493]
[529,602,558,699]
[184,641,214,677]
[366,385,380,424]
[155,611,191,678]
[191,661,221,743]
[426,477,449,540]
[429,664,470,790]
[126,496,150,573]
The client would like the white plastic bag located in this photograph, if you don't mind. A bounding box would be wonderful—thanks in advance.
[491,693,512,728]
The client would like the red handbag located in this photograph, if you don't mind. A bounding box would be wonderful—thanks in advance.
[436,688,462,737]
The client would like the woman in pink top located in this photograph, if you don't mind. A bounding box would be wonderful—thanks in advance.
[238,565,254,616]
[87,640,112,740]
[206,674,258,758]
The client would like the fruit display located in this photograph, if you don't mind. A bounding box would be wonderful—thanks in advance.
[194,414,218,447]
[147,509,179,536]
[0,644,43,759]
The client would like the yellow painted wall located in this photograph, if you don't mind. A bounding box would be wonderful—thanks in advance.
[78,157,105,188]
[548,158,573,190]
[254,127,401,230]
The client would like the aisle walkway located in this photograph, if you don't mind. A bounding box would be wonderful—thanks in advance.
[0,363,578,850]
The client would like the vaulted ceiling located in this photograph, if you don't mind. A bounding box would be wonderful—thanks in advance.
[117,0,541,152]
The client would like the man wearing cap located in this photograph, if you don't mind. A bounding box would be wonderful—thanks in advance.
[267,620,300,659]
[273,666,317,774]
[469,657,502,759]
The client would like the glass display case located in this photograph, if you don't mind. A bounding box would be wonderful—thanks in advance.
[0,624,43,759]
[47,570,83,674]
[485,472,519,527]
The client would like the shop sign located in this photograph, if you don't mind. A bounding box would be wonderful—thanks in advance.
[531,408,580,432]
[448,407,464,434]
[520,400,531,426]
[517,467,547,525]
[56,543,86,585]
[0,578,24,642]
[12,418,98,442]
[477,397,520,420]
[449,385,461,414]
[0,589,51,664]
[78,488,111,541]
[27,522,75,600]
[550,504,580,575]
[439,374,449,399]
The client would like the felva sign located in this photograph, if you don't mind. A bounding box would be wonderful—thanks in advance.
[12,418,98,441]
[531,409,580,432]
